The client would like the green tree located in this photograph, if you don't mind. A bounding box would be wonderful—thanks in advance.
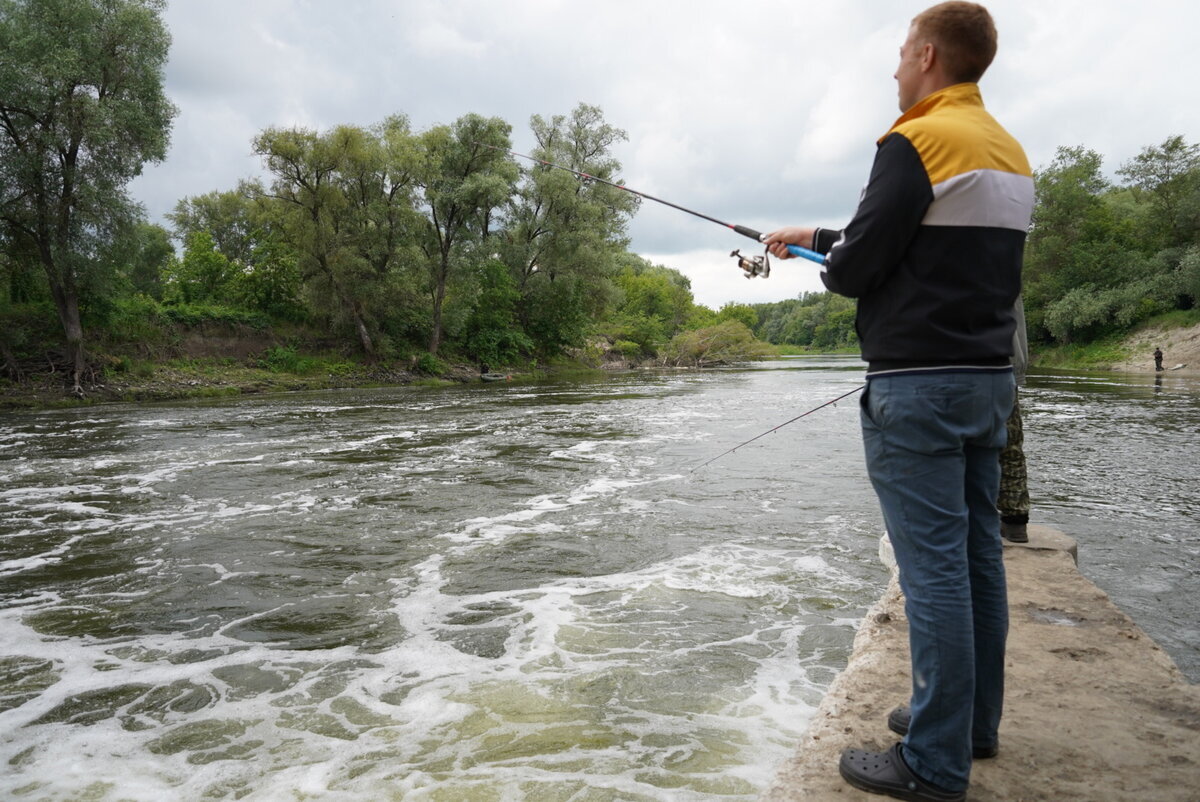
[171,184,306,319]
[750,291,857,348]
[781,304,821,345]
[1024,140,1200,343]
[1024,146,1130,338]
[500,104,639,353]
[812,303,858,349]
[414,115,517,355]
[0,245,54,377]
[167,230,234,303]
[1117,135,1200,247]
[603,257,696,354]
[686,304,720,330]
[717,302,758,331]
[1025,146,1110,291]
[337,116,426,350]
[169,188,258,267]
[255,123,421,355]
[1,242,46,305]
[0,0,176,392]
[461,258,531,365]
[1176,245,1200,307]
[230,189,305,319]
[123,222,173,299]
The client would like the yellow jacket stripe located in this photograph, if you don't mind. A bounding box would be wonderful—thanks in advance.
[815,83,1035,373]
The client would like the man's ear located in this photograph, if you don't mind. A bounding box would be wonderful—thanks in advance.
[920,41,937,73]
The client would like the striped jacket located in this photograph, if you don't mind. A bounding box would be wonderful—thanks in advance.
[814,83,1034,375]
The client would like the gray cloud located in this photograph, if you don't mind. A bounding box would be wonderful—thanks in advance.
[131,0,1200,308]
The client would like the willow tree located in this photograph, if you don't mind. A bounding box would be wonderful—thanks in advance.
[169,184,305,318]
[169,188,261,269]
[499,104,639,353]
[254,118,424,355]
[0,0,175,393]
[413,115,516,355]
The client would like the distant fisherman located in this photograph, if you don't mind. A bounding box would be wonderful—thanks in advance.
[766,3,1033,799]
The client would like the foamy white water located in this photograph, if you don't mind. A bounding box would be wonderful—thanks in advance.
[3,358,1197,799]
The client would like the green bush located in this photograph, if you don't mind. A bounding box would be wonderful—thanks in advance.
[162,302,269,329]
[611,339,642,357]
[415,352,445,375]
[0,301,59,357]
[261,345,318,374]
[661,320,772,366]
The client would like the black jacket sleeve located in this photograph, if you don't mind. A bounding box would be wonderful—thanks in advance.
[817,133,933,299]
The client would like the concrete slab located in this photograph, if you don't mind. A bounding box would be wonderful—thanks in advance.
[764,526,1200,801]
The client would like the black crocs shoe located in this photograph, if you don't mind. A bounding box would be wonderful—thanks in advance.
[887,705,912,735]
[887,705,999,759]
[839,743,966,801]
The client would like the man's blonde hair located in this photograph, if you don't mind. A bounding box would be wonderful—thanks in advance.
[913,2,997,84]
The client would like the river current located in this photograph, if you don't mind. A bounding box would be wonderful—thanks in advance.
[1,357,1196,800]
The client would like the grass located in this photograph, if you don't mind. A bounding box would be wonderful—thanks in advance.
[1032,337,1131,369]
[1143,308,1200,329]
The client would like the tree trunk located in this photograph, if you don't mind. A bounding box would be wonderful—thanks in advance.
[428,255,450,355]
[1,342,22,381]
[317,255,375,357]
[41,254,87,396]
[352,301,375,358]
[429,286,444,355]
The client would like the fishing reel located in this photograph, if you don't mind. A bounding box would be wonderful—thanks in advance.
[730,248,770,279]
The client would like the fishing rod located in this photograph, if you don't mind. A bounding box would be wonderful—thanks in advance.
[691,384,865,472]
[475,142,827,278]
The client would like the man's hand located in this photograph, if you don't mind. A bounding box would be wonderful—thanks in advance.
[763,226,817,259]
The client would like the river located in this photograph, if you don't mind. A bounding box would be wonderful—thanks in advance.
[1,357,1196,800]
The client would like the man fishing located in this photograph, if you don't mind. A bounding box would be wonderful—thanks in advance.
[765,3,1034,800]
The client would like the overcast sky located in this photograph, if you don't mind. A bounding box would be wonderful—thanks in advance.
[129,0,1199,309]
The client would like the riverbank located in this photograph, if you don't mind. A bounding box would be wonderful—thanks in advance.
[0,350,597,409]
[0,342,747,410]
[1030,317,1200,375]
[6,317,1198,410]
[0,358,471,410]
[764,526,1200,801]
[1106,319,1200,374]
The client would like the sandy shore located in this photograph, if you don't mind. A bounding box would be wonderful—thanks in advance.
[1107,323,1200,375]
[764,526,1200,801]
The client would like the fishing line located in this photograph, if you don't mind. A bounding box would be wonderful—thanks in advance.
[476,141,852,466]
[691,384,865,472]
[474,142,827,276]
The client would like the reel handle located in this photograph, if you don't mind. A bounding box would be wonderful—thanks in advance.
[733,224,827,265]
[785,244,827,265]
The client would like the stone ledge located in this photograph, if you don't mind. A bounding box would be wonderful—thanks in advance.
[764,525,1200,801]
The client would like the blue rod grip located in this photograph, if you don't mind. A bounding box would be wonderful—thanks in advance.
[787,244,826,265]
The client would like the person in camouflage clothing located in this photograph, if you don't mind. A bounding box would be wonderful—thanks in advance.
[999,299,1029,542]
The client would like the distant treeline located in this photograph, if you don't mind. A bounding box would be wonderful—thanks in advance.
[2,2,1197,394]
[1,1,768,393]
[1022,138,1200,343]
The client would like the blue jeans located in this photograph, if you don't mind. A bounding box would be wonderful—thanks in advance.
[860,371,1014,792]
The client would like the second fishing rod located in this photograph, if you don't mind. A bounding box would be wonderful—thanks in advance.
[475,142,826,278]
